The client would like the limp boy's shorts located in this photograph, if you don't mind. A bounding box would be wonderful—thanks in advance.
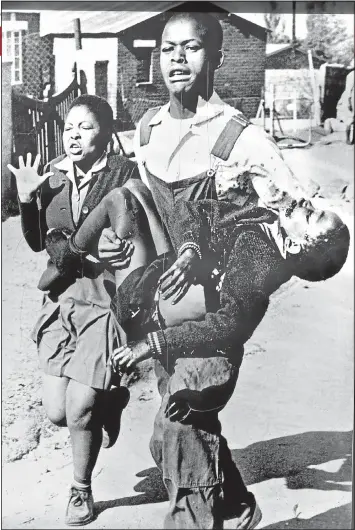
[32,292,125,390]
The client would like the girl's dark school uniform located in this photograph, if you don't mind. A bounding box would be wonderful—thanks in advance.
[19,152,140,390]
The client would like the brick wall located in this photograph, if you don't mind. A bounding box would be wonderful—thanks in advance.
[2,12,55,98]
[21,34,55,98]
[215,16,266,116]
[117,12,266,127]
[2,11,40,33]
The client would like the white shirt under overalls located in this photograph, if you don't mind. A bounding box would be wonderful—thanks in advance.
[134,91,306,212]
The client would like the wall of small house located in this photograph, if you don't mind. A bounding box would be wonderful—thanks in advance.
[216,16,266,119]
[266,49,325,70]
[22,34,54,98]
[116,13,266,127]
[53,37,118,117]
[2,12,54,98]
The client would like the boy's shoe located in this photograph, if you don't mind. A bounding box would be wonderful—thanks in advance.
[102,386,130,449]
[65,486,94,526]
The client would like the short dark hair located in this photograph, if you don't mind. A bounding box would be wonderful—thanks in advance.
[68,94,113,133]
[165,11,223,51]
[295,221,350,282]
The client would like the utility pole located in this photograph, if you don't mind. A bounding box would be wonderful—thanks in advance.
[292,1,296,45]
[73,18,82,86]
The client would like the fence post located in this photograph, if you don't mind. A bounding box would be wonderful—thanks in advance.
[308,50,321,126]
[270,84,274,137]
[292,91,297,130]
[46,103,56,164]
[2,61,14,200]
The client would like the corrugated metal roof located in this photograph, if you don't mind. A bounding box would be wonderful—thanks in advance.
[39,2,182,36]
[3,1,267,36]
[266,43,293,56]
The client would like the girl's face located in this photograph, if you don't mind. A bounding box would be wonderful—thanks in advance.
[63,105,107,169]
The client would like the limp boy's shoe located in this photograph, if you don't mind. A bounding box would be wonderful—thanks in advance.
[102,386,130,449]
[65,486,94,526]
[234,494,262,530]
[224,492,262,529]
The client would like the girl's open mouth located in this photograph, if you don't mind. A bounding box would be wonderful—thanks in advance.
[69,144,82,154]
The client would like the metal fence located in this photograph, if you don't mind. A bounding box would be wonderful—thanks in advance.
[12,63,84,167]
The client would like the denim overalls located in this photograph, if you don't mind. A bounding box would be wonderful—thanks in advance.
[140,109,253,528]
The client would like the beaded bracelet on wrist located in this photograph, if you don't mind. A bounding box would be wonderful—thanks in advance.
[178,242,202,260]
[147,331,167,358]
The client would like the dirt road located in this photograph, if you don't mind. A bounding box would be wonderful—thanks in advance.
[2,140,353,529]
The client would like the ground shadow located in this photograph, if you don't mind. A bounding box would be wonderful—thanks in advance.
[94,430,352,518]
[231,430,352,492]
[94,467,167,516]
[262,503,352,529]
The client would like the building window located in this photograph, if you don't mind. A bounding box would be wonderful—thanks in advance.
[133,39,155,85]
[3,19,27,85]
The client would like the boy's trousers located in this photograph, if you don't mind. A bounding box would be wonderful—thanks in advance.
[149,359,249,529]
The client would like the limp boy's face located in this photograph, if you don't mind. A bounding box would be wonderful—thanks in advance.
[280,198,342,242]
[160,17,211,97]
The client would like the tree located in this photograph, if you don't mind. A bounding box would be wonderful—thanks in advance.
[303,14,354,65]
[264,12,291,44]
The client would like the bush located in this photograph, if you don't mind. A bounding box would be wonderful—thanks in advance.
[2,194,20,222]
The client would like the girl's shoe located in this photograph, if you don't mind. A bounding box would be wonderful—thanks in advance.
[65,486,94,526]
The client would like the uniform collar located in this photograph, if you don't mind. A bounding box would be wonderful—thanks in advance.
[260,219,287,259]
[148,91,226,128]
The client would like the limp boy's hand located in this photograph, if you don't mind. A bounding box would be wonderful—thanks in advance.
[158,248,199,305]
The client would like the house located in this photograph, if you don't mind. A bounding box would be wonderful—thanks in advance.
[266,43,325,70]
[264,42,326,121]
[2,11,54,98]
[3,2,268,126]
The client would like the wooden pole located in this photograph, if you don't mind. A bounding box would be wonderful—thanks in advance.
[73,19,82,88]
[73,18,82,51]
[292,1,296,45]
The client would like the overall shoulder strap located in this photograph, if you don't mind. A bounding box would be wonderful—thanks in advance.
[211,114,250,161]
[139,107,161,147]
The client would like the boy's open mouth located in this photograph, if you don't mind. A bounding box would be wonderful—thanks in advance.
[169,69,191,81]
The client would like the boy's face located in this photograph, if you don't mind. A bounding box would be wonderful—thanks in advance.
[160,17,212,97]
[279,199,342,243]
[63,105,107,166]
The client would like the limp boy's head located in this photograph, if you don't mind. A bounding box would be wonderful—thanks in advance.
[280,199,350,281]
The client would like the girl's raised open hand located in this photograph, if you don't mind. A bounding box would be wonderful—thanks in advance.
[7,153,53,203]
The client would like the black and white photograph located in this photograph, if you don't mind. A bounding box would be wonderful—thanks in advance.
[1,1,354,528]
